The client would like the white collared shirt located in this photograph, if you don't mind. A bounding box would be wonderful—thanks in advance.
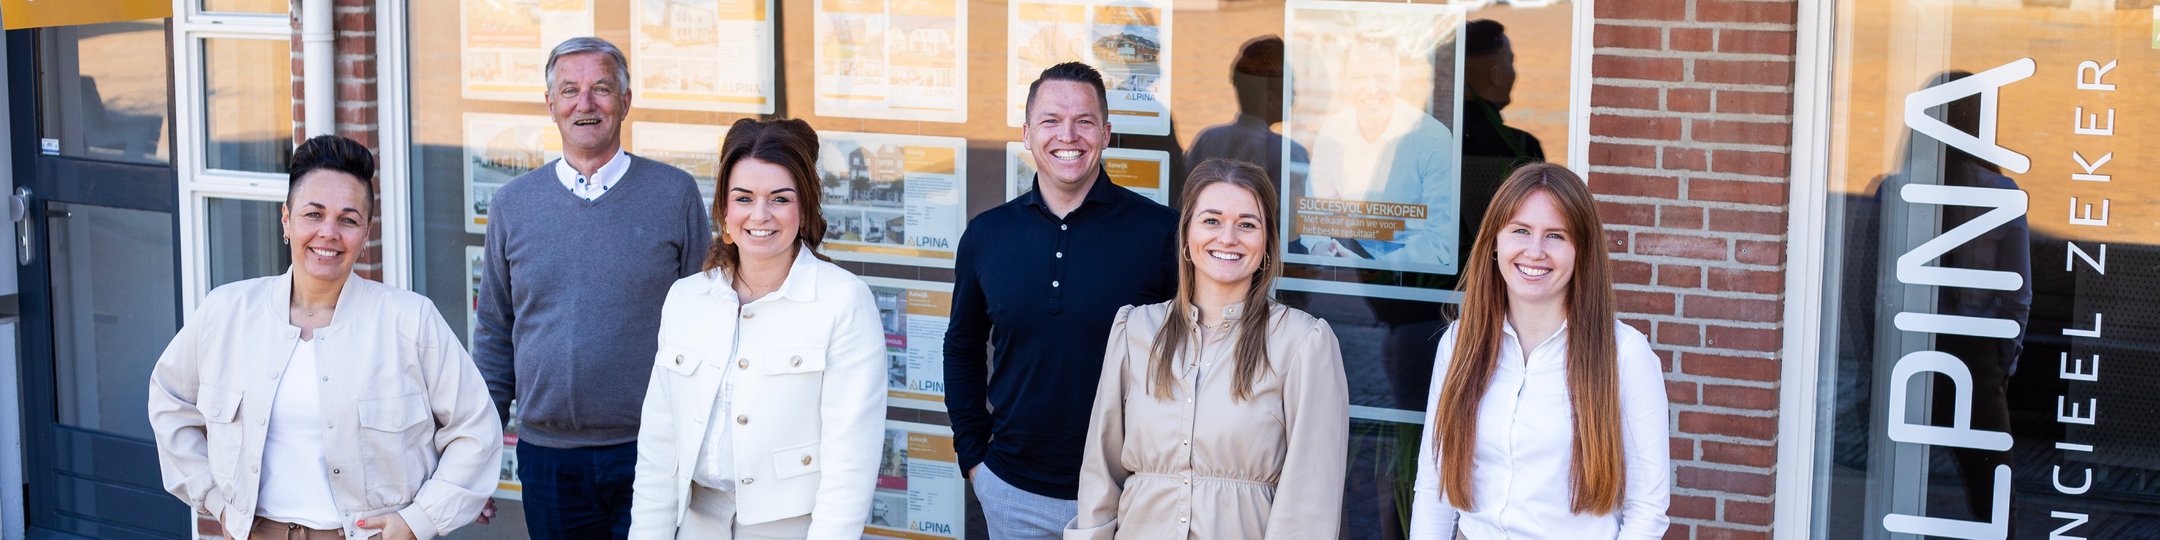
[554,149,631,201]
[1410,319,1672,540]
[256,338,342,529]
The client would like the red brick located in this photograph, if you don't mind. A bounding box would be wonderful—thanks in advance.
[1693,119,1792,146]
[1589,172,1679,199]
[1615,260,1654,286]
[1670,436,1697,460]
[1593,84,1662,110]
[1680,411,1777,441]
[1707,208,1785,235]
[1663,147,1709,172]
[1606,229,1632,253]
[1622,318,1654,336]
[1720,28,1796,55]
[1713,149,1792,178]
[1707,267,1782,294]
[1691,179,1784,205]
[1697,59,1795,86]
[1698,0,1797,24]
[1736,240,1784,265]
[1659,264,1702,288]
[1671,494,1718,520]
[336,11,374,31]
[1599,200,1658,227]
[1664,524,1692,540]
[1596,0,1687,21]
[1618,290,1678,315]
[1594,54,1686,83]
[337,59,377,80]
[1699,526,1773,540]
[1668,380,1699,405]
[1670,28,1714,52]
[1659,205,1705,229]
[1656,349,1676,371]
[1703,440,1779,468]
[1590,143,1660,169]
[1677,466,1775,496]
[1683,352,1779,381]
[1703,384,1778,411]
[1635,233,1727,261]
[1704,327,1780,354]
[1684,295,1781,323]
[1717,90,1793,115]
[1668,88,1711,113]
[1592,114,1683,141]
[1595,24,1663,49]
[1725,500,1776,526]
[1656,321,1702,346]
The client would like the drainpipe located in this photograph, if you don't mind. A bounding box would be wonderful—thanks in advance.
[301,0,334,137]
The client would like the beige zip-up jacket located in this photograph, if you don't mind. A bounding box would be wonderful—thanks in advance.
[148,271,502,540]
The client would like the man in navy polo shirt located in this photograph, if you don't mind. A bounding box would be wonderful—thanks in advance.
[943,62,1178,539]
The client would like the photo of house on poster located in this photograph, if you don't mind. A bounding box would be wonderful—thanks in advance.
[632,0,777,113]
[815,0,969,122]
[463,113,563,235]
[1004,141,1169,205]
[465,246,485,342]
[862,277,953,411]
[460,0,591,102]
[814,132,968,268]
[629,122,725,207]
[1006,0,1172,136]
[1282,0,1463,277]
[866,422,965,540]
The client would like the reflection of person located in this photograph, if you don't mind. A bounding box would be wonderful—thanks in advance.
[627,118,888,539]
[1067,159,1348,539]
[1187,36,1309,185]
[474,37,714,540]
[944,62,1179,540]
[1302,36,1458,269]
[149,135,502,540]
[1410,164,1669,539]
[1457,19,1547,276]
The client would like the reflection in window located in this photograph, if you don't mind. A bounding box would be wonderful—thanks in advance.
[38,21,171,164]
[206,197,291,290]
[203,38,294,174]
[202,0,287,14]
[48,202,177,439]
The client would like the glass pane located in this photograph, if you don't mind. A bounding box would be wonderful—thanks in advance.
[203,38,293,174]
[48,202,177,439]
[202,0,287,14]
[38,21,171,164]
[1821,2,2160,537]
[205,198,290,290]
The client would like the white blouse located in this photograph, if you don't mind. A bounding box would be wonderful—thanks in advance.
[1410,319,1671,540]
[256,338,341,529]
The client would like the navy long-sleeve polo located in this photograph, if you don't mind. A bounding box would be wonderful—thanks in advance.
[943,171,1178,499]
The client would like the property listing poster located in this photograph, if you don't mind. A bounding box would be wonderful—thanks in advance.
[866,422,966,540]
[465,246,485,342]
[460,0,592,102]
[630,122,726,206]
[814,0,969,122]
[862,277,953,411]
[631,0,777,113]
[463,113,563,234]
[814,132,968,268]
[1282,0,1463,276]
[1003,142,1169,205]
[1006,0,1172,135]
[497,400,524,500]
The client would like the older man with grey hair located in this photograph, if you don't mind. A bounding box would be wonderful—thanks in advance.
[474,36,711,540]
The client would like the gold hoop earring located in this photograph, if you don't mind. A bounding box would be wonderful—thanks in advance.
[721,230,733,245]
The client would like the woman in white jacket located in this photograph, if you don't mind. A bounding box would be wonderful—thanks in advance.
[628,118,888,539]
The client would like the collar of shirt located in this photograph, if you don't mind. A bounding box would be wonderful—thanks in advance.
[1499,317,1571,358]
[702,243,822,303]
[553,149,631,199]
[1022,168,1120,220]
[1182,301,1248,326]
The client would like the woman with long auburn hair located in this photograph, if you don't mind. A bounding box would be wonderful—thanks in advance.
[1409,163,1670,539]
[1065,159,1349,539]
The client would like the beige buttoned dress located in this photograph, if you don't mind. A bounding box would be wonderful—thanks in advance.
[1066,301,1350,539]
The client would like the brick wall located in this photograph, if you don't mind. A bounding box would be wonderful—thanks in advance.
[1586,1,1797,539]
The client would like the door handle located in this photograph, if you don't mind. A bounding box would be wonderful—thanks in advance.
[12,187,28,266]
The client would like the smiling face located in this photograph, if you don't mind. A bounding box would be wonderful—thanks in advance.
[1022,80,1111,193]
[281,170,371,285]
[1495,189,1576,309]
[1185,182,1268,294]
[722,157,803,266]
[545,52,630,157]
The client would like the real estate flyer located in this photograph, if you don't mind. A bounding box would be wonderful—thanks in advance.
[1003,142,1169,205]
[460,0,592,102]
[1006,0,1172,135]
[815,0,969,122]
[631,0,777,113]
[630,122,727,207]
[814,131,968,268]
[463,113,563,235]
[862,277,953,411]
[866,422,965,540]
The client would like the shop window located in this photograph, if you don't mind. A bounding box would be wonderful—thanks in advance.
[201,37,294,175]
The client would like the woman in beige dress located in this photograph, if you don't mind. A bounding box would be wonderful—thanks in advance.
[1066,158,1350,539]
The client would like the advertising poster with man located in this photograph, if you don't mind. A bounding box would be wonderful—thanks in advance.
[814,132,968,268]
[1004,142,1169,205]
[1006,0,1172,135]
[862,277,953,411]
[629,122,726,206]
[462,112,563,234]
[1282,0,1464,277]
[815,0,969,122]
[631,0,776,113]
[865,422,965,540]
[460,0,592,102]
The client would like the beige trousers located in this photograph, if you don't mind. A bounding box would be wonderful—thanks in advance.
[678,485,814,540]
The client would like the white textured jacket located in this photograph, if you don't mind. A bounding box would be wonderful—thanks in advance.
[628,248,888,539]
[147,271,502,540]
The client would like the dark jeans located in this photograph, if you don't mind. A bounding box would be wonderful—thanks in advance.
[518,441,637,540]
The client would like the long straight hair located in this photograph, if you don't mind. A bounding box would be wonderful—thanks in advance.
[1435,162,1623,515]
[703,118,832,275]
[1150,159,1281,402]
